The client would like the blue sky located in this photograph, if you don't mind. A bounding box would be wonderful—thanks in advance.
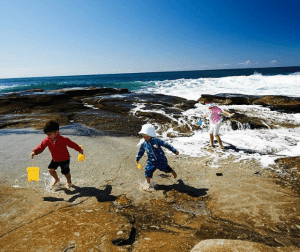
[1,0,299,78]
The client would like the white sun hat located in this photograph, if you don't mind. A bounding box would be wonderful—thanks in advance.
[139,124,156,137]
[205,102,217,108]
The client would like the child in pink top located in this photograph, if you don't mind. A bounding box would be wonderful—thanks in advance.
[208,106,223,124]
[204,99,233,149]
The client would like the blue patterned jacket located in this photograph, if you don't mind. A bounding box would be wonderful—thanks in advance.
[136,137,177,168]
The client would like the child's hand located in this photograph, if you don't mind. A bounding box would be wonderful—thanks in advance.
[79,149,84,154]
[224,110,234,117]
[30,151,35,159]
[175,151,179,155]
[136,161,142,169]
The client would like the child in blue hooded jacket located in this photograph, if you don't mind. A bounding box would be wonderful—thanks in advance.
[136,124,179,184]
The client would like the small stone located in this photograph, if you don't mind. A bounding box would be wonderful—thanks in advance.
[74,232,80,237]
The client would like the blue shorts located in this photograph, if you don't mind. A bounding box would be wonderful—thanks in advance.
[145,164,173,178]
[48,159,70,175]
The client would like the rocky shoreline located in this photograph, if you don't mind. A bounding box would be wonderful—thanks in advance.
[0,87,300,251]
[1,87,300,136]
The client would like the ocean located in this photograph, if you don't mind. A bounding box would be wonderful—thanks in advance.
[1,66,300,100]
[1,66,300,169]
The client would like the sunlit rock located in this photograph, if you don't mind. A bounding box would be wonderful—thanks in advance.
[191,239,296,252]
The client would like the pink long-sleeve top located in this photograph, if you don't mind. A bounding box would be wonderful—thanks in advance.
[33,134,82,162]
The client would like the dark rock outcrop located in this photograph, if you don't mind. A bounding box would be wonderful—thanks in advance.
[198,94,300,112]
[0,88,197,136]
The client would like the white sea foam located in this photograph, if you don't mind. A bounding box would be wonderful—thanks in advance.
[0,85,17,91]
[166,127,300,167]
[134,73,300,168]
[83,103,99,110]
[138,73,300,100]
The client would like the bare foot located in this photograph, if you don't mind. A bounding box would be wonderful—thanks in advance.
[142,183,150,191]
[142,182,155,191]
[66,182,72,189]
[219,145,224,149]
[50,179,60,187]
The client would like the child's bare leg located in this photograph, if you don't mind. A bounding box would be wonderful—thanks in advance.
[209,134,214,147]
[146,177,151,184]
[65,173,72,188]
[171,169,177,179]
[49,169,60,186]
[215,135,224,149]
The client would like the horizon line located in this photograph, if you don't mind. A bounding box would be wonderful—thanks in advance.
[1,65,299,80]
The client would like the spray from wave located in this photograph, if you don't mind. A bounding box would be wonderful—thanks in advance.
[137,72,300,100]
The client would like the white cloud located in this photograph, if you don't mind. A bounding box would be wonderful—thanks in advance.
[271,60,278,64]
[237,60,251,65]
[219,63,231,67]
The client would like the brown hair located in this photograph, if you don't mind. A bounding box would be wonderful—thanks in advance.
[43,120,59,134]
[203,98,214,104]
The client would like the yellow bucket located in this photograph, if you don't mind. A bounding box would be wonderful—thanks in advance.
[78,145,85,162]
[78,154,85,162]
[27,167,40,182]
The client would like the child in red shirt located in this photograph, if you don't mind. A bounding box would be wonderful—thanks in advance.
[31,120,83,188]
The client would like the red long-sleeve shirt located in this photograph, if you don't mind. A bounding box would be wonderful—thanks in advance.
[33,134,82,162]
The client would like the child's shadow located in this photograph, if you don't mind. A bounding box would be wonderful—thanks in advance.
[52,185,117,203]
[155,179,208,197]
[223,144,266,155]
[222,141,268,155]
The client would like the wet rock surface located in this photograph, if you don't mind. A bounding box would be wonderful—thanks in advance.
[0,133,300,251]
[273,157,300,195]
[0,88,197,136]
